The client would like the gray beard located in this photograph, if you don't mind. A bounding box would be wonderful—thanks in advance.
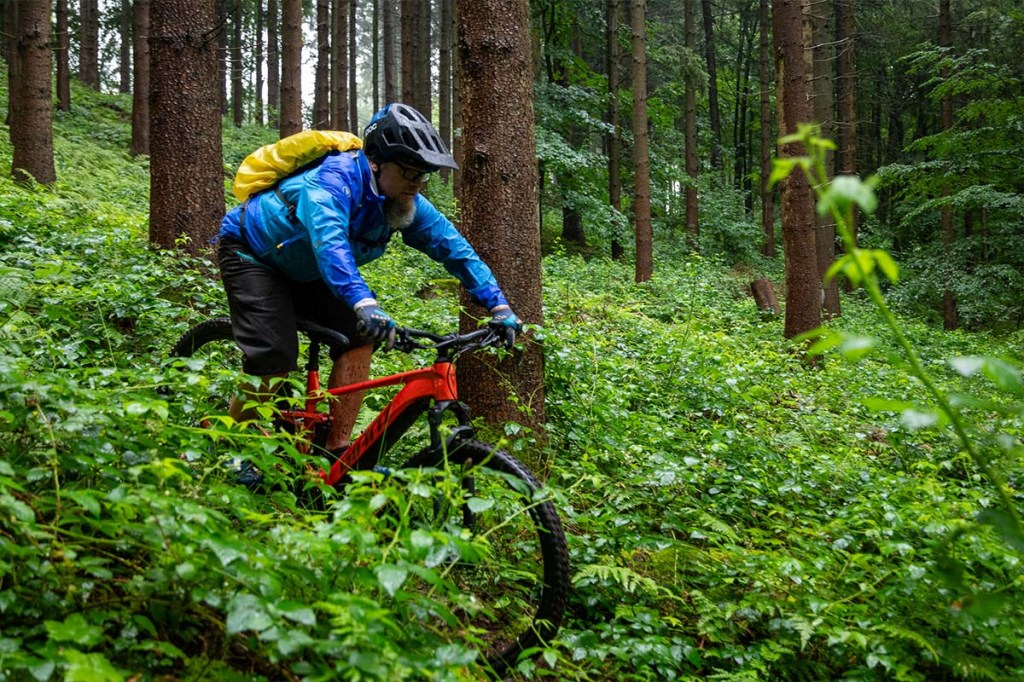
[384,199,416,230]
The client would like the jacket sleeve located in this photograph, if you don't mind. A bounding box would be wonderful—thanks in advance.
[401,196,509,311]
[294,163,374,309]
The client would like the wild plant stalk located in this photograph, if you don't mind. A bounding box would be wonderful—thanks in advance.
[774,124,1022,543]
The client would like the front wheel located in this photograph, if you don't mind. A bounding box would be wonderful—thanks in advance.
[401,439,570,677]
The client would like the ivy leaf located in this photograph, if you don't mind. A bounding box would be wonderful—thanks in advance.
[225,593,273,634]
[62,650,124,682]
[45,613,103,647]
[375,564,409,597]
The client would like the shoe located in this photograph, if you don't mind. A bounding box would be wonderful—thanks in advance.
[227,457,264,489]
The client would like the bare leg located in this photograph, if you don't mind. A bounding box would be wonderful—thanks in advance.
[326,344,373,451]
[229,372,288,423]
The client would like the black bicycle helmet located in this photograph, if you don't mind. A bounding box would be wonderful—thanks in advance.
[363,103,458,171]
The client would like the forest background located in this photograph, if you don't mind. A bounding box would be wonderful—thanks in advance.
[1,0,1023,680]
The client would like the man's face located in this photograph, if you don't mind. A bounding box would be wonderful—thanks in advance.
[376,161,432,212]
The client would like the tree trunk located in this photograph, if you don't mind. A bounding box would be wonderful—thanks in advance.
[130,0,150,157]
[701,0,723,170]
[607,0,625,260]
[939,0,957,330]
[11,0,56,185]
[255,0,264,125]
[119,0,131,93]
[232,0,245,126]
[268,0,280,125]
[383,0,399,103]
[684,0,699,248]
[451,4,462,195]
[279,0,303,136]
[372,0,380,111]
[349,0,358,130]
[55,0,71,111]
[331,0,349,130]
[400,0,414,103]
[751,278,781,313]
[439,0,452,182]
[149,0,223,253]
[414,0,431,117]
[314,0,330,129]
[773,0,821,340]
[835,0,856,242]
[79,0,100,88]
[632,0,652,282]
[810,0,840,317]
[216,0,227,115]
[759,0,774,256]
[456,0,546,433]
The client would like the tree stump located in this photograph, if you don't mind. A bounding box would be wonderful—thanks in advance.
[750,278,781,314]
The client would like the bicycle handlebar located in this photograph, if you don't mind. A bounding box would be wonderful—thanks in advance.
[391,326,501,357]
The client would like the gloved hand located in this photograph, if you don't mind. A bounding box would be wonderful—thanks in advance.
[355,302,396,349]
[488,305,523,349]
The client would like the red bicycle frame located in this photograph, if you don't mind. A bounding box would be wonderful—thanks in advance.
[284,357,463,487]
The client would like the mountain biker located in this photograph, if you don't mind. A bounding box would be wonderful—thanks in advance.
[216,103,522,457]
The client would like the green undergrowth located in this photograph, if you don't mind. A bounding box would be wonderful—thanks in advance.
[1,87,1022,681]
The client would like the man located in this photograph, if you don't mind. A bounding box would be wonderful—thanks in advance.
[217,103,521,457]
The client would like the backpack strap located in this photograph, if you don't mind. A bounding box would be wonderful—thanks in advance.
[275,187,299,224]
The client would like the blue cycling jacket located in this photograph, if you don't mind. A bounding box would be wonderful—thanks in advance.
[219,150,508,311]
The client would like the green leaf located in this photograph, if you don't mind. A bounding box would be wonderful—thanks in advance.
[467,497,495,513]
[225,593,273,634]
[277,600,316,626]
[901,409,939,430]
[45,613,103,647]
[872,250,900,283]
[838,335,876,362]
[949,356,985,377]
[62,650,124,682]
[375,564,409,597]
[821,175,879,215]
[66,490,101,517]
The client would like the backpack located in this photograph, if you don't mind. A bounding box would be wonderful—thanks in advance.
[232,130,363,202]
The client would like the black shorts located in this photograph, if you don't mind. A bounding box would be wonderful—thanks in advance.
[218,237,372,375]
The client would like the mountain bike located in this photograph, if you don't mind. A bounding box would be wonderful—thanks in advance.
[169,317,570,675]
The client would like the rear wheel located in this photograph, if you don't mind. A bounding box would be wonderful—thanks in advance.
[168,318,240,421]
[400,439,570,676]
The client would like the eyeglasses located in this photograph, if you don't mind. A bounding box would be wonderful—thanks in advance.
[394,163,433,183]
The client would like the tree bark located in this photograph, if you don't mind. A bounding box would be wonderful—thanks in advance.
[314,0,330,129]
[268,0,280,125]
[773,0,821,339]
[383,0,399,103]
[835,0,856,242]
[939,0,957,330]
[372,0,380,111]
[130,0,150,157]
[331,0,349,130]
[149,0,223,253]
[216,0,227,114]
[414,0,431,117]
[255,0,264,125]
[119,0,131,93]
[608,0,625,260]
[684,0,699,248]
[231,0,245,126]
[701,0,723,170]
[456,0,546,433]
[632,0,653,282]
[809,0,840,317]
[751,278,781,313]
[400,0,414,103]
[439,0,452,182]
[759,0,774,256]
[279,0,303,136]
[55,0,71,111]
[79,0,100,88]
[11,0,56,185]
[349,0,358,130]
